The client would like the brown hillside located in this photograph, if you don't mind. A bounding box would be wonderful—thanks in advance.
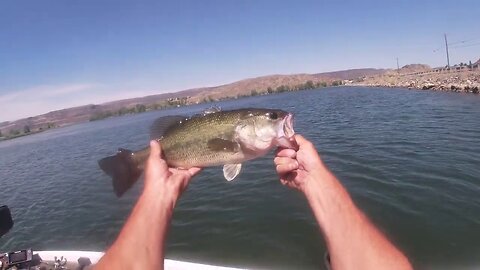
[0,68,385,134]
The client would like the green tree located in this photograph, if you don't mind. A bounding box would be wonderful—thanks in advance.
[251,90,259,96]
[89,111,113,121]
[117,107,129,115]
[305,80,314,89]
[23,125,30,134]
[135,104,146,113]
[9,129,20,136]
[267,87,273,94]
[276,85,288,93]
[332,80,343,86]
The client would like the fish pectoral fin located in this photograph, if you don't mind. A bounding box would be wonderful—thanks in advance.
[207,138,240,152]
[223,163,242,181]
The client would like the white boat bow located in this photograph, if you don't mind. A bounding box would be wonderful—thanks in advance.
[36,250,247,270]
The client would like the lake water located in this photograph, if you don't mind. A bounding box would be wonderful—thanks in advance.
[0,87,479,269]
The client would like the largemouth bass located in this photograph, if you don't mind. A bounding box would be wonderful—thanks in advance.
[98,108,295,197]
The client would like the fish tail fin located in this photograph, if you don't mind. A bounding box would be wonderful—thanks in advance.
[98,148,142,197]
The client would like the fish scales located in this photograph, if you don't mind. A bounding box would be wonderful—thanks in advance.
[161,110,249,167]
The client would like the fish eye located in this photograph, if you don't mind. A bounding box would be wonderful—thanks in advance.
[268,112,278,120]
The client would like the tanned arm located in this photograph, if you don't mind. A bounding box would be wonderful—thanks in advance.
[274,135,412,270]
[94,141,201,270]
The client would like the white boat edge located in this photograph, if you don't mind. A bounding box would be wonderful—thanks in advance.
[37,250,248,270]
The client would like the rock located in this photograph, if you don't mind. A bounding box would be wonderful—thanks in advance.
[422,83,435,89]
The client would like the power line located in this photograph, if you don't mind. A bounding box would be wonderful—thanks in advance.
[450,42,480,49]
[448,37,480,46]
[433,36,480,52]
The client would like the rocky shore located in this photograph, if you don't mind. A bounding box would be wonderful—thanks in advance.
[354,64,480,94]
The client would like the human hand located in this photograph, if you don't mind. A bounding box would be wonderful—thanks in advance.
[144,140,201,203]
[274,134,325,193]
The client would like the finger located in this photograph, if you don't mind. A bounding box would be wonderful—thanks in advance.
[274,156,295,165]
[294,134,312,146]
[294,134,308,145]
[149,140,162,159]
[294,134,315,150]
[148,140,168,170]
[275,148,297,158]
[187,167,202,177]
[290,136,300,150]
[168,166,201,174]
[280,178,295,189]
[276,162,298,175]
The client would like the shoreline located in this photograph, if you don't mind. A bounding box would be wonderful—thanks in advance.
[353,68,480,94]
[1,76,478,142]
[353,83,479,94]
[351,83,479,94]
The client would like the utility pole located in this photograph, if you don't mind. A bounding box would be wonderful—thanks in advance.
[444,33,450,68]
[396,57,400,73]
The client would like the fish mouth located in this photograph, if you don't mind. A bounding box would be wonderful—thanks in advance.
[276,113,295,148]
[282,113,295,138]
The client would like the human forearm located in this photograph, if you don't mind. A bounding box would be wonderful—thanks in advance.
[274,135,412,269]
[304,165,412,270]
[95,189,175,269]
[94,141,198,269]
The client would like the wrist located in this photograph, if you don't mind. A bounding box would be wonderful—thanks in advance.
[302,167,356,228]
[142,184,179,210]
[302,173,322,202]
[302,164,329,198]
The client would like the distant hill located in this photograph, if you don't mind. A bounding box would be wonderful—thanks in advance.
[175,68,386,102]
[401,64,431,72]
[314,68,387,80]
[101,68,386,106]
[0,68,385,136]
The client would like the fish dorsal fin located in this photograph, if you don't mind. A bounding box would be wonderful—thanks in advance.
[203,106,221,115]
[150,115,188,140]
[223,163,242,181]
[207,138,240,152]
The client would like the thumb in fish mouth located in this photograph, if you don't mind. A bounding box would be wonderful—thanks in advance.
[276,136,298,149]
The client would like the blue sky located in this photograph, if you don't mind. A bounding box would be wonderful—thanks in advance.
[1,0,479,121]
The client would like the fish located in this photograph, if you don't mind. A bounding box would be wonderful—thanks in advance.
[98,107,295,197]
